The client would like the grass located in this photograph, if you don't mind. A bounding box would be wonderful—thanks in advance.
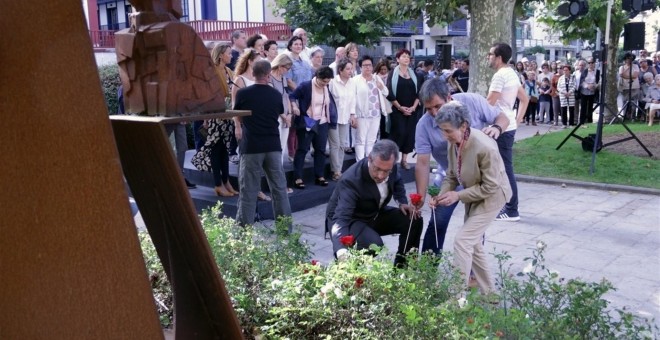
[513,122,660,189]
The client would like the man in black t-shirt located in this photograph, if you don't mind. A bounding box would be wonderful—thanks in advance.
[451,59,470,93]
[233,60,292,229]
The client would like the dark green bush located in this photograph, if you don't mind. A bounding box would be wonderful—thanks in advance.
[98,64,121,115]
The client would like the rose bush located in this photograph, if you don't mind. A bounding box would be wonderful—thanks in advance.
[139,203,657,339]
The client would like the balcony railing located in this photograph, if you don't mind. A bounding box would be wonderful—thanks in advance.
[89,20,291,49]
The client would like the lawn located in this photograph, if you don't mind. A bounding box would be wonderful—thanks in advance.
[513,123,660,189]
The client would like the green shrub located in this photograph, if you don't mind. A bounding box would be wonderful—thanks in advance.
[139,204,657,339]
[98,64,121,115]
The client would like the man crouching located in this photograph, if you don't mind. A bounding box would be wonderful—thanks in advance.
[326,139,422,267]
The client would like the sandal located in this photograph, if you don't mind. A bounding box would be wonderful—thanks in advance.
[294,179,306,189]
[257,191,271,201]
[286,187,294,194]
[315,177,329,186]
[400,161,410,170]
[332,172,341,181]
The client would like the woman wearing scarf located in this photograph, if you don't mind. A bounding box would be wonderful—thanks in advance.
[430,102,511,295]
[289,67,338,189]
[386,49,423,170]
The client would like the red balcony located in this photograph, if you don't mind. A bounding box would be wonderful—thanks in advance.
[89,20,291,49]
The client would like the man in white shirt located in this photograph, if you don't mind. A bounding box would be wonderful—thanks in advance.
[329,46,346,75]
[486,42,528,222]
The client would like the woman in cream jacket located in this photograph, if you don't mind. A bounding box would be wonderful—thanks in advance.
[353,55,389,161]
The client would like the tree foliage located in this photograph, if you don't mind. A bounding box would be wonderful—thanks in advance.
[272,0,395,47]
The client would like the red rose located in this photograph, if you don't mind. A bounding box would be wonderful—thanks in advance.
[467,317,474,324]
[339,235,355,247]
[311,259,319,266]
[495,330,504,337]
[355,277,365,288]
[409,193,423,206]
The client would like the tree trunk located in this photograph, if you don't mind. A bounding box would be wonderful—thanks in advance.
[468,0,516,95]
[511,18,517,60]
[604,26,622,119]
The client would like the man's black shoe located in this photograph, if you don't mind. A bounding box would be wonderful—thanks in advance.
[185,178,197,189]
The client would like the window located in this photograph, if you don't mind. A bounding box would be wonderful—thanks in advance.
[180,0,189,22]
[415,40,424,50]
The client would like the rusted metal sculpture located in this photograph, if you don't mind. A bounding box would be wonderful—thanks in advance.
[115,0,225,116]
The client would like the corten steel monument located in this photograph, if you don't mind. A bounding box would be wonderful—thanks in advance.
[115,0,226,115]
[2,0,244,338]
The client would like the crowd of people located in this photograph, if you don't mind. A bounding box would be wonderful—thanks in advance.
[162,29,655,294]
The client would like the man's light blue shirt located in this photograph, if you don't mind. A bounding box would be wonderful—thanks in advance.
[414,92,501,184]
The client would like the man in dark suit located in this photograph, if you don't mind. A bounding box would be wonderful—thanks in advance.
[326,139,423,266]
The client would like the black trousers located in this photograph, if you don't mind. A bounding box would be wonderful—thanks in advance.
[579,94,595,124]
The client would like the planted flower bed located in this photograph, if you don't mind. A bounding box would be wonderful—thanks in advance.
[140,203,656,339]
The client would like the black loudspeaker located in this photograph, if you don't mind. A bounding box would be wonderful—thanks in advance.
[623,22,645,51]
[435,44,452,70]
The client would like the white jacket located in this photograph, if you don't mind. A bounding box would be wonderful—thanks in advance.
[329,75,357,124]
[353,74,389,118]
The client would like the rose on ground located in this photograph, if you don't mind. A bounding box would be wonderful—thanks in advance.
[339,235,355,246]
[355,277,365,288]
[311,259,319,266]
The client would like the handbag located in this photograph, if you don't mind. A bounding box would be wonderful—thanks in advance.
[303,115,319,133]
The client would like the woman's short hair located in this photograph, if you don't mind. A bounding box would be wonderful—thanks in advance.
[264,39,278,52]
[359,55,373,67]
[310,47,325,58]
[345,42,358,55]
[337,58,352,73]
[562,65,573,72]
[287,36,303,51]
[315,66,334,80]
[271,53,293,70]
[396,49,411,59]
[434,101,471,129]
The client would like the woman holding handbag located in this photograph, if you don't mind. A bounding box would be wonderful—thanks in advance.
[353,55,389,161]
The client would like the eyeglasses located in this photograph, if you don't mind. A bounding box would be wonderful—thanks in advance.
[588,62,594,64]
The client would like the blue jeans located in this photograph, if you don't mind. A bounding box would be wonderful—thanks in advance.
[236,151,292,230]
[496,130,518,214]
[294,123,329,180]
[421,201,459,255]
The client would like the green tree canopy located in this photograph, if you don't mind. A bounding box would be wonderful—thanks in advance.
[272,0,395,47]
